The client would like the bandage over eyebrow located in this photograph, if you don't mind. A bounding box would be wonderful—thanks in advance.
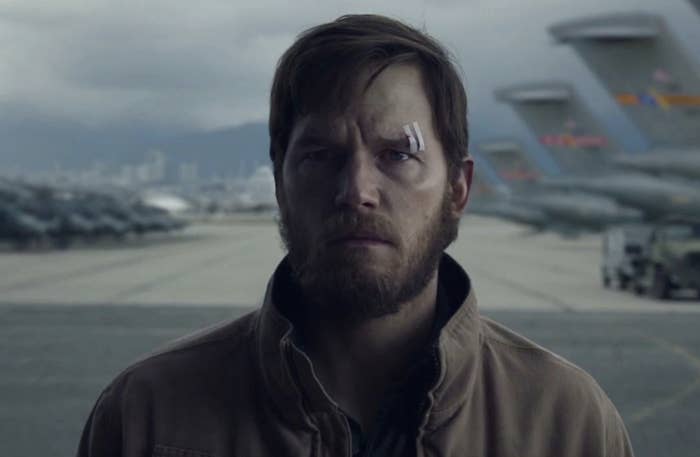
[412,121,425,151]
[403,125,417,152]
[403,122,426,153]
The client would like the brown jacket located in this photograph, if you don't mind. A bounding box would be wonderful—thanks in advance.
[78,255,634,457]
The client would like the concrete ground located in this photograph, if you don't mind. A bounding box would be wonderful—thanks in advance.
[1,216,699,456]
[2,216,697,311]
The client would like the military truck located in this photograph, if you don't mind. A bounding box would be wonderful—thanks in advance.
[632,222,700,300]
[601,225,653,289]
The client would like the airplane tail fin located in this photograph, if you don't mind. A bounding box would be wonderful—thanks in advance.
[495,81,620,176]
[691,0,700,15]
[550,12,700,148]
[477,140,541,194]
[469,168,498,200]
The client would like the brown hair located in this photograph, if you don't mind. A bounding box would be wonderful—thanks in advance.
[269,14,469,179]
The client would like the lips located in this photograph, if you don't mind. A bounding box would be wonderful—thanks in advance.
[327,231,392,246]
[320,213,397,248]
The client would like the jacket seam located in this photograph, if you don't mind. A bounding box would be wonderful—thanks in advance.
[483,334,598,380]
[426,336,483,418]
[109,322,255,386]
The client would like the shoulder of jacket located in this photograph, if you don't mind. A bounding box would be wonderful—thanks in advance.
[101,309,260,394]
[477,316,633,455]
[148,308,259,357]
[479,315,604,392]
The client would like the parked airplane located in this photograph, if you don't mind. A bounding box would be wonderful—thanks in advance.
[551,12,700,148]
[549,12,700,182]
[477,140,641,232]
[495,81,700,220]
[0,203,47,248]
[0,177,185,249]
[612,150,700,180]
[468,171,508,202]
[466,165,552,231]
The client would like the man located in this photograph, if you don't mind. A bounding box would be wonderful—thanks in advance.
[78,14,634,457]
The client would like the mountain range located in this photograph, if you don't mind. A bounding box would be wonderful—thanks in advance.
[0,113,270,179]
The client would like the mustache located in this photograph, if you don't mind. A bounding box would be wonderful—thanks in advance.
[321,211,397,245]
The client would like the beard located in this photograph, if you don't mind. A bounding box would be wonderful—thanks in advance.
[278,186,459,324]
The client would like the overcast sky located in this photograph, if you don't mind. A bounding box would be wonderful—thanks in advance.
[1,0,699,170]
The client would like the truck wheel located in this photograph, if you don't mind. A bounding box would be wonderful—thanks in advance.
[617,274,629,290]
[53,236,71,250]
[602,274,611,288]
[12,238,30,251]
[650,269,671,300]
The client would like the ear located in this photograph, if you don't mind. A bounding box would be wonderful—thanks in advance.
[274,171,285,209]
[449,156,474,217]
[272,154,286,209]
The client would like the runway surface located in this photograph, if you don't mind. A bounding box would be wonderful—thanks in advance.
[1,216,699,457]
[1,216,698,311]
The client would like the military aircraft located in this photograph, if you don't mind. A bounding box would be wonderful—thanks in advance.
[0,203,47,248]
[468,171,508,203]
[466,165,552,231]
[0,176,186,249]
[0,179,59,246]
[0,177,35,206]
[495,81,700,220]
[549,12,700,182]
[476,140,642,233]
[550,12,700,148]
[612,150,700,180]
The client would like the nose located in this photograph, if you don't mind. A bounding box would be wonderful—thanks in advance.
[333,150,380,210]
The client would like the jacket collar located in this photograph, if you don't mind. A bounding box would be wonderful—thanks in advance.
[422,254,482,430]
[254,254,482,429]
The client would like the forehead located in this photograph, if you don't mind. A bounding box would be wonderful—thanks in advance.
[292,64,434,143]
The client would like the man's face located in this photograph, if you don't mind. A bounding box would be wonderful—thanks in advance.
[277,63,467,322]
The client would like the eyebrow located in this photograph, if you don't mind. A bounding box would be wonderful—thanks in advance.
[378,136,411,150]
[291,126,413,150]
[293,134,331,149]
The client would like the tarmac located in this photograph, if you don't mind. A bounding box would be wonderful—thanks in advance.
[1,216,699,456]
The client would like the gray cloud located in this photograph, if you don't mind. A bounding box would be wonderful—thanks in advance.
[0,0,698,134]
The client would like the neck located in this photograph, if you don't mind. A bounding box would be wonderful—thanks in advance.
[297,271,439,431]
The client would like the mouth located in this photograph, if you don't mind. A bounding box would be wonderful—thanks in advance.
[327,233,392,247]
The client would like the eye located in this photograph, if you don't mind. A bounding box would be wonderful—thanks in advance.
[381,149,412,162]
[299,149,330,163]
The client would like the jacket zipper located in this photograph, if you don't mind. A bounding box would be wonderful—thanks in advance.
[417,348,441,436]
[283,340,323,457]
[285,338,353,457]
[340,410,353,457]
